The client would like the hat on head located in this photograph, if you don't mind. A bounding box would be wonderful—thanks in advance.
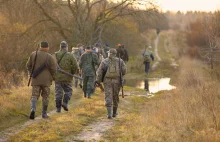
[41,42,49,48]
[60,41,67,48]
[72,47,78,50]
[77,43,83,47]
[85,46,91,50]
[109,48,117,55]
[118,44,122,47]
[95,43,100,47]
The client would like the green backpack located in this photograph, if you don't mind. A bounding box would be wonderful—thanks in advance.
[143,50,151,62]
[105,59,120,78]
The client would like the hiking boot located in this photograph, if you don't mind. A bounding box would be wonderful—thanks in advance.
[56,100,62,113]
[112,107,118,117]
[107,107,112,119]
[42,113,49,119]
[88,90,92,99]
[29,111,35,120]
[56,107,61,113]
[62,103,68,111]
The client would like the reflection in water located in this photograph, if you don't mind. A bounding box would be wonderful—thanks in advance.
[127,78,176,93]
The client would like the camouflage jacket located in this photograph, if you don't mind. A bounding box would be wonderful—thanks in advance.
[26,48,57,86]
[79,51,98,76]
[54,49,78,82]
[71,50,80,62]
[96,56,127,83]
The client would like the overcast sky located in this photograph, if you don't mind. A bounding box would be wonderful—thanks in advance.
[156,0,220,12]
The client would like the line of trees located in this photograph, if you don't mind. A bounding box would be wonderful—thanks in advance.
[0,0,168,88]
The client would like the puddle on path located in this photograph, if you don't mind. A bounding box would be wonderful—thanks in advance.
[126,77,176,94]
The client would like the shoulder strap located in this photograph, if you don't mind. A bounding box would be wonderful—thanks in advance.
[56,51,67,65]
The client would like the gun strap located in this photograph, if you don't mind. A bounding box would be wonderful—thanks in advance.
[56,51,67,65]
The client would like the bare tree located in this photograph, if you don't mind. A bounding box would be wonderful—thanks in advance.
[199,12,220,69]
[24,0,157,45]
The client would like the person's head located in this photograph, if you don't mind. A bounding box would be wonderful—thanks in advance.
[77,43,83,49]
[40,41,49,51]
[85,46,92,52]
[108,48,117,58]
[60,41,68,50]
[118,44,122,48]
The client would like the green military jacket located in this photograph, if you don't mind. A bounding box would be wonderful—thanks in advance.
[26,48,57,86]
[79,51,98,76]
[54,49,78,82]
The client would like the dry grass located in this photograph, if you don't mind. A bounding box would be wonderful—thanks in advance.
[104,57,220,142]
[0,81,82,131]
[9,92,105,142]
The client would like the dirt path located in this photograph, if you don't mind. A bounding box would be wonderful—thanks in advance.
[152,35,161,71]
[66,117,115,142]
[0,99,82,142]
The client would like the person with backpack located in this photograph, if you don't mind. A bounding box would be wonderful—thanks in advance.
[96,48,127,119]
[26,41,57,119]
[142,45,154,75]
[122,44,129,63]
[54,41,78,112]
[116,44,126,61]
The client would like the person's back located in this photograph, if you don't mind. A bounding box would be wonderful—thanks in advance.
[116,44,125,60]
[79,46,99,98]
[71,47,80,62]
[26,41,56,119]
[79,50,98,77]
[122,45,129,63]
[55,49,77,82]
[54,41,78,112]
[96,48,126,119]
[142,46,154,75]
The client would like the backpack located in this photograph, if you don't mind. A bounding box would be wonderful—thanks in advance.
[143,50,151,62]
[105,59,120,78]
[117,47,125,59]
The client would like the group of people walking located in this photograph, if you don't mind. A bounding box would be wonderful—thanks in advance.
[26,41,128,120]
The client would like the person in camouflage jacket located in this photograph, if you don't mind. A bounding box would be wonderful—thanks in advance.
[79,46,99,98]
[96,48,127,119]
[54,41,78,112]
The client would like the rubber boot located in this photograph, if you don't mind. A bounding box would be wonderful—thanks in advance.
[107,107,112,119]
[112,107,118,117]
[87,90,93,99]
[83,91,87,98]
[56,100,62,113]
[62,96,69,111]
[42,105,49,119]
[29,99,37,120]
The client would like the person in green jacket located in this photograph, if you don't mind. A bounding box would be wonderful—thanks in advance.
[79,46,99,98]
[26,41,57,119]
[54,41,78,112]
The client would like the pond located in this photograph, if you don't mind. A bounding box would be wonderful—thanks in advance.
[125,77,176,94]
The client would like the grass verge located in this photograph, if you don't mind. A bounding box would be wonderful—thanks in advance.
[9,90,105,142]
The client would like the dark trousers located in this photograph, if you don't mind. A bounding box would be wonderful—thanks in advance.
[144,62,150,74]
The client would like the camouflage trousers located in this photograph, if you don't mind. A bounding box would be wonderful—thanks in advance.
[103,78,120,107]
[55,82,72,104]
[83,76,95,93]
[31,85,50,106]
